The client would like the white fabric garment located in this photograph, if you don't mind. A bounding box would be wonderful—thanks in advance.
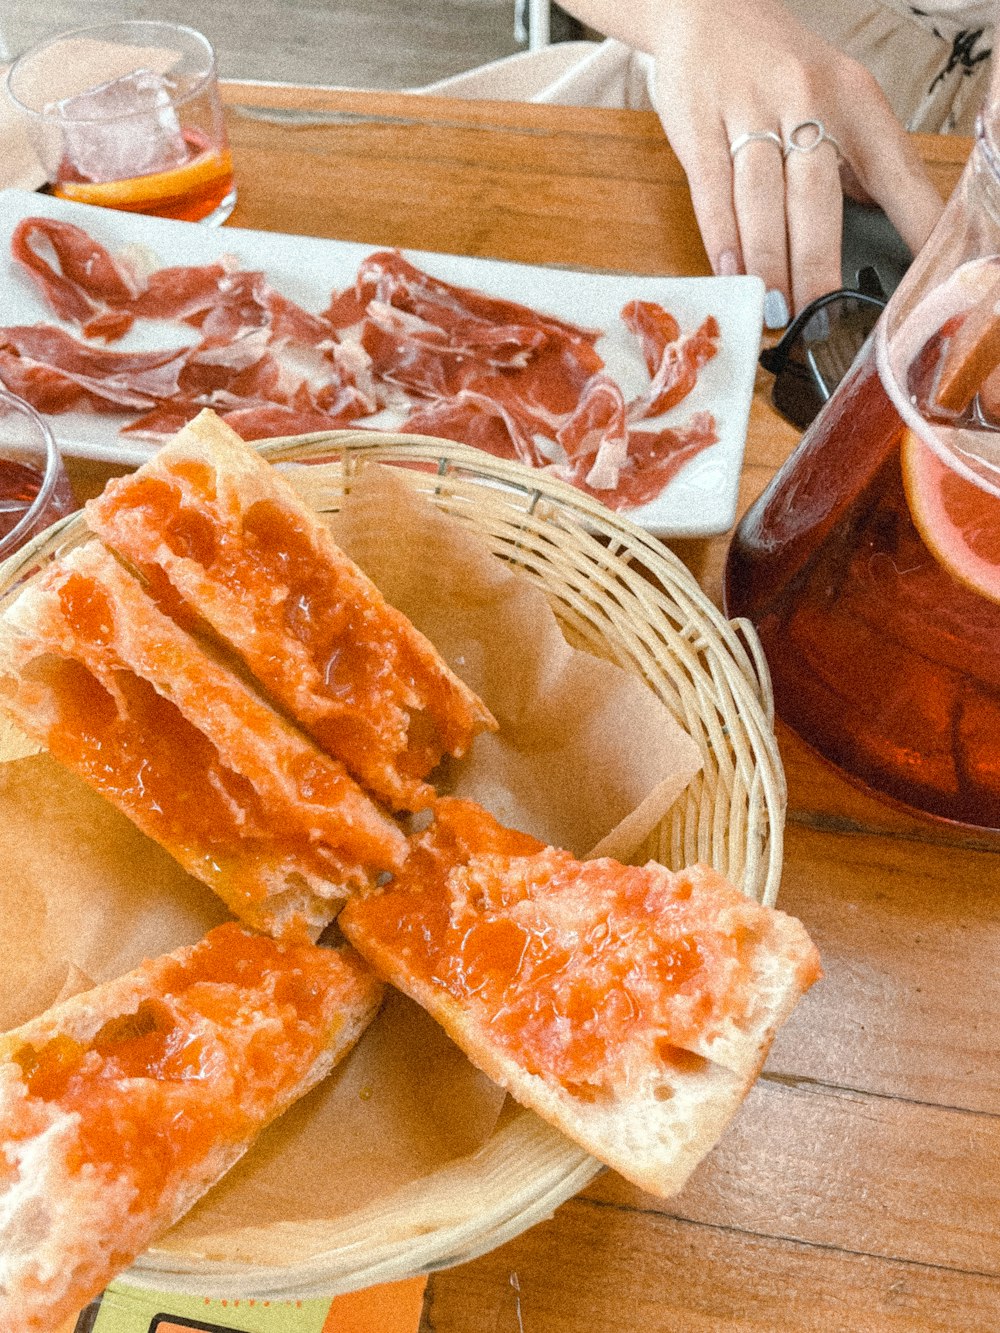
[786,0,994,132]
[418,2,996,135]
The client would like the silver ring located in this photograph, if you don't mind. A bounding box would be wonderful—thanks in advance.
[729,130,784,159]
[783,119,843,160]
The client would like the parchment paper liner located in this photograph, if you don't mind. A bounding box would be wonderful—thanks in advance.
[0,460,701,1285]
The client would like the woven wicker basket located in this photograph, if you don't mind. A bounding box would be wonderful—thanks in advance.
[0,429,786,1300]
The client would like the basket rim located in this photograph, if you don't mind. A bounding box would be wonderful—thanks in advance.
[0,426,787,1292]
[260,427,751,649]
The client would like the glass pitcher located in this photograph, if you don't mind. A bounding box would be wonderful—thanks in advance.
[725,81,1000,829]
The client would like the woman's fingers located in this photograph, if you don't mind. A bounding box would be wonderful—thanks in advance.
[665,116,744,281]
[683,117,841,324]
[648,12,943,324]
[663,100,845,326]
[731,133,792,319]
[782,132,844,311]
[664,114,795,327]
[838,82,945,258]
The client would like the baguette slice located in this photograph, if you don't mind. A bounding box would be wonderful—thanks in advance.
[0,540,407,941]
[0,922,383,1333]
[340,797,821,1199]
[85,409,497,812]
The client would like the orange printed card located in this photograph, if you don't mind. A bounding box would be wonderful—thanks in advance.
[56,1276,426,1333]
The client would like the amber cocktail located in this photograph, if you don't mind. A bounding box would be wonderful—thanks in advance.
[726,252,1000,829]
[6,21,235,224]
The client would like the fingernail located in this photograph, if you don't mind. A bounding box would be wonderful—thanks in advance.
[764,288,790,329]
[716,248,740,277]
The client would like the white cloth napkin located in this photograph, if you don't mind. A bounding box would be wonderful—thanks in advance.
[417,38,657,111]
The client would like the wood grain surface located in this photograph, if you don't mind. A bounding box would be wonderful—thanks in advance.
[66,87,995,1331]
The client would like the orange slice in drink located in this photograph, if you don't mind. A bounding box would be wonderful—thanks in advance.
[54,147,232,218]
[901,427,1000,603]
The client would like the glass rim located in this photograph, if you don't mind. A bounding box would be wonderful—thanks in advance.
[0,387,66,558]
[5,20,219,124]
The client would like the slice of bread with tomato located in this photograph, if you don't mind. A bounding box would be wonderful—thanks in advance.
[0,923,382,1333]
[341,797,821,1198]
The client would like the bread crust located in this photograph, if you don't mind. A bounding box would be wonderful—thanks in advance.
[0,924,382,1333]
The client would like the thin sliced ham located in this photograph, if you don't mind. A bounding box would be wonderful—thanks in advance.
[11,217,143,340]
[623,302,720,421]
[0,326,189,413]
[130,262,235,324]
[560,412,719,511]
[328,249,600,350]
[198,270,334,345]
[400,386,545,467]
[218,402,372,441]
[555,375,628,490]
[7,220,724,514]
[119,402,205,440]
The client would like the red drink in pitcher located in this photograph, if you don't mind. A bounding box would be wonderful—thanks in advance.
[726,256,1000,828]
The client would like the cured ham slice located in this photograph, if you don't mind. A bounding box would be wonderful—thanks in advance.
[118,402,205,440]
[121,393,371,444]
[563,412,719,512]
[11,220,332,350]
[623,302,720,421]
[6,218,725,514]
[327,249,601,356]
[86,411,498,812]
[212,399,372,441]
[0,326,190,413]
[555,375,629,490]
[197,270,335,346]
[129,261,235,324]
[400,382,546,467]
[0,540,407,941]
[11,217,142,341]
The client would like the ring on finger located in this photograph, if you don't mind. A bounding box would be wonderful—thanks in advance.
[729,130,784,160]
[783,119,843,160]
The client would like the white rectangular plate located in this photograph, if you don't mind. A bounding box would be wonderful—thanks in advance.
[0,189,763,537]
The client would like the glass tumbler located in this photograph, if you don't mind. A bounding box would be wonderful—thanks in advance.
[725,66,1000,830]
[6,20,236,224]
[0,389,75,561]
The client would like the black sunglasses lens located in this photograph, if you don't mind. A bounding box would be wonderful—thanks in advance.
[768,294,885,429]
[771,360,828,430]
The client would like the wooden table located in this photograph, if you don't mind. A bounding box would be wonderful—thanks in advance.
[71,85,997,1330]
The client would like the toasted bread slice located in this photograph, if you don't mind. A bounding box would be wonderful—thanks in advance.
[85,410,497,812]
[340,798,821,1198]
[0,541,407,941]
[0,923,382,1333]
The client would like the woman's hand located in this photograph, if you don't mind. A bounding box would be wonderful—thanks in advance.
[561,0,945,323]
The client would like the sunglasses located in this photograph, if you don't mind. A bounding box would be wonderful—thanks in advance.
[759,267,888,430]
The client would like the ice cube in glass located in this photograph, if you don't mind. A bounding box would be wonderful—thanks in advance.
[49,68,189,184]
